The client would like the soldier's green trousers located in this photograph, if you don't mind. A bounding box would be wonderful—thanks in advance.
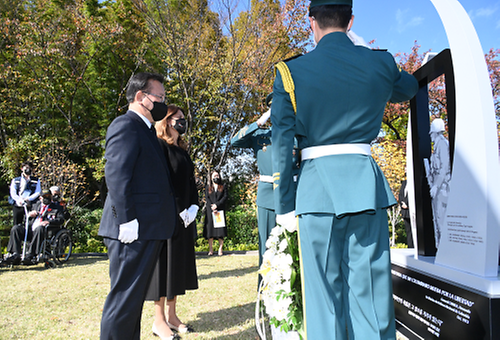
[298,209,396,340]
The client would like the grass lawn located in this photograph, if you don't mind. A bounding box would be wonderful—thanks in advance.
[0,252,269,340]
[0,252,408,340]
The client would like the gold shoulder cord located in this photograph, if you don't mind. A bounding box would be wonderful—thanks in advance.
[275,61,297,114]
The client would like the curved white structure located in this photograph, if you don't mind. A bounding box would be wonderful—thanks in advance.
[430,0,500,277]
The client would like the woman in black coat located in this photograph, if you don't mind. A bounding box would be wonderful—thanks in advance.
[145,105,199,339]
[203,171,228,256]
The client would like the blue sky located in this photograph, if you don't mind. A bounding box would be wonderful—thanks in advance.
[351,0,499,55]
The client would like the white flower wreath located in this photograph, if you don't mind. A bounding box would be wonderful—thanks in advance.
[256,223,303,339]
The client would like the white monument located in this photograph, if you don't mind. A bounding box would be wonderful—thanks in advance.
[429,0,500,278]
[391,0,500,338]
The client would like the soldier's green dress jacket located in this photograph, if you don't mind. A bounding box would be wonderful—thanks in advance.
[230,122,274,210]
[272,32,419,216]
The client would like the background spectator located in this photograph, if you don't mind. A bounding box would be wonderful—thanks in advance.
[9,162,41,226]
[204,171,228,256]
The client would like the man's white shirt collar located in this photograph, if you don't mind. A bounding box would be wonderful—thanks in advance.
[130,109,152,129]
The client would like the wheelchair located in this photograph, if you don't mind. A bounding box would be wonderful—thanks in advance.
[37,223,73,268]
[1,204,73,269]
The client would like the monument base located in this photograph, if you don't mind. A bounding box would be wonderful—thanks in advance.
[391,249,500,340]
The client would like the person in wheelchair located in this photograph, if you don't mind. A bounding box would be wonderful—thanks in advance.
[4,189,65,265]
[49,186,71,221]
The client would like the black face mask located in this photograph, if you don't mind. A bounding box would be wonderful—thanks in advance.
[173,118,187,135]
[42,197,51,205]
[52,194,60,202]
[149,101,168,122]
[213,177,221,184]
[23,168,31,176]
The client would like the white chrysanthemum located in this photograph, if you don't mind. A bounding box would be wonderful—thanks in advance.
[266,234,279,249]
[270,225,284,238]
[278,238,288,253]
[273,296,293,321]
[269,253,292,283]
[273,253,293,268]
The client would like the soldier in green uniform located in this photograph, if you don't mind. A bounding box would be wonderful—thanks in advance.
[271,1,419,339]
[231,94,299,270]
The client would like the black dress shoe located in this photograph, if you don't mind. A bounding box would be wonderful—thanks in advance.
[5,253,21,265]
[22,255,36,265]
[167,321,194,333]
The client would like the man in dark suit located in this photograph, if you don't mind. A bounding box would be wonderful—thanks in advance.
[98,72,176,340]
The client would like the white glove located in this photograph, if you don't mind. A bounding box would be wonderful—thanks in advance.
[179,208,189,227]
[347,30,370,48]
[118,219,139,243]
[276,210,297,233]
[187,205,199,226]
[256,109,271,127]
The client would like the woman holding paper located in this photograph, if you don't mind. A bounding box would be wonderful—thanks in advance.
[204,171,228,256]
[145,104,199,339]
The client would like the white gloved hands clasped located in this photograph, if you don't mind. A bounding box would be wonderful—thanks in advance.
[276,210,297,233]
[118,219,139,243]
[256,109,271,127]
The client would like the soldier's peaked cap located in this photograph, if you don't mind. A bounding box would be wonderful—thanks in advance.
[310,0,352,8]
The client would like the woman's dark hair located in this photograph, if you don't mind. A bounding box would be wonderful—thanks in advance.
[125,72,164,103]
[309,5,352,30]
[208,171,224,193]
[156,104,188,150]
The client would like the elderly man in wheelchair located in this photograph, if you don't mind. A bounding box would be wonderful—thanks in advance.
[3,189,66,266]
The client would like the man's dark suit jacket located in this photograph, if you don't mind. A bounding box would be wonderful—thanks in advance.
[98,110,176,240]
[29,200,65,227]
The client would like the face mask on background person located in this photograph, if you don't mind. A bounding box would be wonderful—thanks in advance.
[173,118,187,135]
[213,177,221,184]
[23,168,31,176]
[42,197,51,205]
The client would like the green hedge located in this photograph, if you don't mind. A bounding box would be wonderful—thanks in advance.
[195,206,259,252]
[2,203,260,255]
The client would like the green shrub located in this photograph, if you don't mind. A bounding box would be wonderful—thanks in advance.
[226,206,258,245]
[194,206,259,252]
[67,206,104,253]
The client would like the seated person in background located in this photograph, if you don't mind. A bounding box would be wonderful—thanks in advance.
[5,189,65,265]
[50,185,71,221]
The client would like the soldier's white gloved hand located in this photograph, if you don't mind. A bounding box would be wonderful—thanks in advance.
[276,210,296,233]
[187,205,199,226]
[347,30,370,48]
[257,109,271,127]
[118,219,139,243]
